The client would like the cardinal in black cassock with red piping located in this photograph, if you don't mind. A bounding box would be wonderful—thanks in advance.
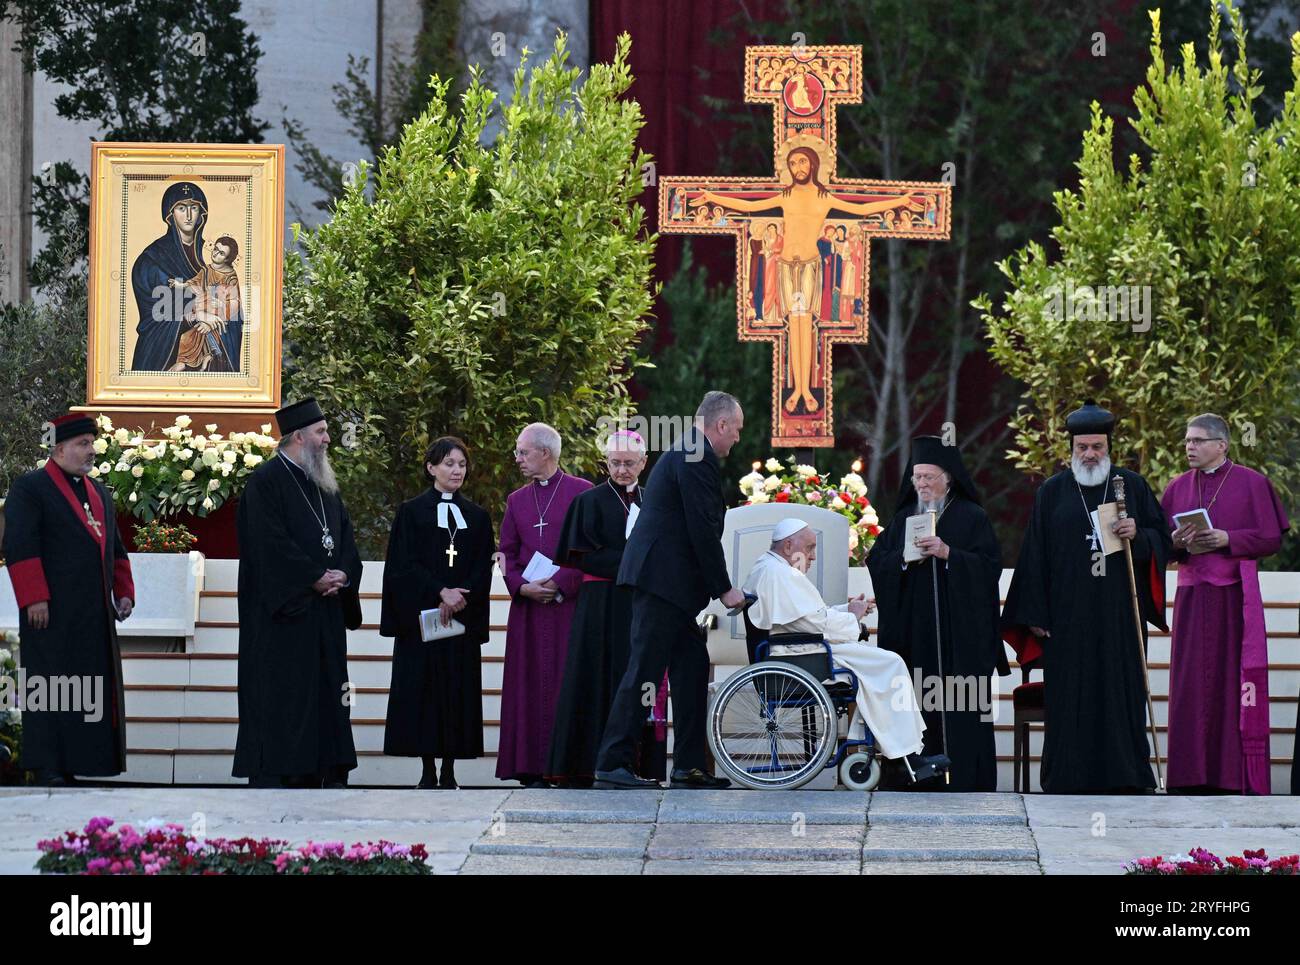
[546,430,667,786]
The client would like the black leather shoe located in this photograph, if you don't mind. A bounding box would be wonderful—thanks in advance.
[593,767,661,789]
[669,768,731,789]
[902,753,952,784]
[416,775,440,789]
[439,775,459,790]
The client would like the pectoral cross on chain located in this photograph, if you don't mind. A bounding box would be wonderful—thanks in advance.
[533,518,548,536]
[1086,530,1100,552]
[445,542,458,566]
[83,503,103,539]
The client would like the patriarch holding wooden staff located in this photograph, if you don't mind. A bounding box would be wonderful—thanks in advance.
[1001,401,1171,793]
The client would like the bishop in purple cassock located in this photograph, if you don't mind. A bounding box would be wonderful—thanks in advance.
[1162,414,1289,795]
[496,423,592,785]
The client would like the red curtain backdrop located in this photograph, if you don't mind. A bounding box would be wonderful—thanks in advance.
[590,0,787,352]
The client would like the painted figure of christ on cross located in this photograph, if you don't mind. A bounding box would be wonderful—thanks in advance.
[659,45,951,446]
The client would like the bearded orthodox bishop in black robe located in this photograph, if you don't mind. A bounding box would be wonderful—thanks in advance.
[380,437,494,789]
[232,399,363,787]
[2,414,135,782]
[1001,401,1171,794]
[867,436,1007,791]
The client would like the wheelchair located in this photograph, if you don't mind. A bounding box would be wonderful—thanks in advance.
[706,604,883,791]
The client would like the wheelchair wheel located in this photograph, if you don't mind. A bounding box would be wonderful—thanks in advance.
[707,662,838,789]
[839,751,882,791]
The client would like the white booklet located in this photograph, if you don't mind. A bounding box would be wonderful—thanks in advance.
[419,611,466,642]
[522,550,560,583]
[1172,507,1214,554]
[902,512,936,563]
[625,503,640,539]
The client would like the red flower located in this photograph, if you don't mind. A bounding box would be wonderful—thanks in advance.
[808,475,820,486]
[856,496,867,507]
[774,492,790,502]
[869,525,881,536]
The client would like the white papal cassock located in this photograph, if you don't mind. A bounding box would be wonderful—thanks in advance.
[743,551,925,759]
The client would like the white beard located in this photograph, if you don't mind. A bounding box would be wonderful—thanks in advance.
[301,444,340,494]
[1071,455,1112,488]
[919,496,946,514]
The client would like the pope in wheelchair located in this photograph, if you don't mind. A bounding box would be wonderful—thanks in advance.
[706,517,950,789]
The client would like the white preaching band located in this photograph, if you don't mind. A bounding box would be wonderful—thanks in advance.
[743,517,950,784]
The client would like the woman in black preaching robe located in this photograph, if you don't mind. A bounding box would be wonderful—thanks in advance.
[545,431,666,787]
[381,437,494,789]
[867,436,1008,791]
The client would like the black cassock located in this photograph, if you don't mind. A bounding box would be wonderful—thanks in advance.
[1001,468,1170,793]
[867,495,1007,791]
[232,454,363,782]
[2,462,134,776]
[380,488,493,758]
[546,481,666,785]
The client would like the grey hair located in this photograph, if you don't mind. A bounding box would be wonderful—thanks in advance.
[1188,413,1230,446]
[695,390,741,428]
[521,422,562,458]
[276,430,301,450]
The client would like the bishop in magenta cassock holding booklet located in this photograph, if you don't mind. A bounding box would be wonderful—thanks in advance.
[496,423,592,786]
[1161,413,1288,795]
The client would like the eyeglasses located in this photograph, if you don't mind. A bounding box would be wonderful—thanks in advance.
[911,471,945,483]
[1184,437,1225,446]
[513,448,534,458]
[607,458,641,470]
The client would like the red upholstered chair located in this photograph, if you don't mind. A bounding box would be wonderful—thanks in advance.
[1012,657,1044,793]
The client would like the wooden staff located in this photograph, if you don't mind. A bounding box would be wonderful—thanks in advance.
[1111,474,1165,791]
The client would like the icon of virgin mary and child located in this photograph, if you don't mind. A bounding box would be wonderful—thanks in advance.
[129,181,245,374]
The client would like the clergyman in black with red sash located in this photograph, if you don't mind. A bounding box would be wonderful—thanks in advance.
[2,413,135,784]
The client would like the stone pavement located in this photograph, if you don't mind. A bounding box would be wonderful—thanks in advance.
[2,787,1297,875]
